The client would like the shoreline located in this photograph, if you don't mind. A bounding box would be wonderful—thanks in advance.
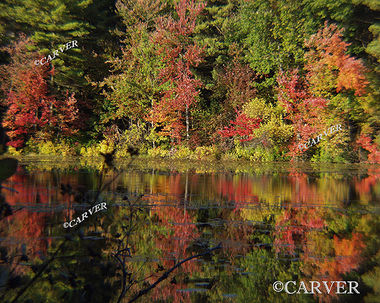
[4,155,379,173]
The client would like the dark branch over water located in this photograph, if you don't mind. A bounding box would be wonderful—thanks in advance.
[127,242,222,303]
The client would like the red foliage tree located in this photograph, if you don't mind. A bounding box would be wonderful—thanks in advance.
[0,35,78,148]
[219,110,262,142]
[150,0,205,143]
[356,135,380,163]
[277,69,327,157]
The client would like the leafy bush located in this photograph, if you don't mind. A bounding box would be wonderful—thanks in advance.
[250,146,276,162]
[311,147,348,163]
[147,147,170,158]
[39,141,57,155]
[119,124,149,154]
[173,146,192,159]
[194,146,219,160]
[22,139,76,156]
[80,140,114,158]
[243,98,294,147]
[235,145,255,160]
[7,146,22,156]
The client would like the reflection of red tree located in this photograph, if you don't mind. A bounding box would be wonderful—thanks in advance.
[153,206,199,270]
[302,233,365,301]
[150,200,200,303]
[1,167,79,265]
[288,170,322,204]
[213,175,258,206]
[3,210,48,275]
[275,206,365,300]
[146,174,255,296]
[221,209,255,267]
[4,172,47,205]
[314,233,365,280]
[1,170,50,274]
[274,208,325,255]
[166,174,182,197]
[143,174,183,197]
[354,168,380,201]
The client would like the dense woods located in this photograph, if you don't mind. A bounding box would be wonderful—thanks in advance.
[0,0,379,163]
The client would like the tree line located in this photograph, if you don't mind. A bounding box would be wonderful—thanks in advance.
[0,0,379,162]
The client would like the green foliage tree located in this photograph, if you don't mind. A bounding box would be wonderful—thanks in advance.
[236,0,379,98]
[0,0,89,89]
[237,0,311,95]
[99,0,168,147]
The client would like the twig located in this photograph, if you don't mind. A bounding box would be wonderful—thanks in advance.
[113,253,129,303]
[127,243,222,303]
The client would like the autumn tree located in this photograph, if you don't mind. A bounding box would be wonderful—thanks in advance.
[277,23,373,161]
[213,54,257,124]
[151,0,205,143]
[356,134,380,163]
[304,23,375,162]
[219,110,261,143]
[101,17,163,128]
[305,22,368,99]
[277,69,327,158]
[0,35,78,148]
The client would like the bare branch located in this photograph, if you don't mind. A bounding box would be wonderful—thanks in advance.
[127,243,222,303]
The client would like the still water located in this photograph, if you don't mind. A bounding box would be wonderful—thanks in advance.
[0,158,379,302]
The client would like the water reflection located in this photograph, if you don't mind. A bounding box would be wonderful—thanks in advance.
[0,160,379,302]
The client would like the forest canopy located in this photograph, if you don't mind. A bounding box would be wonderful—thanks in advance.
[0,0,379,163]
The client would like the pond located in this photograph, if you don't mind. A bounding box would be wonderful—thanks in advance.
[0,158,379,302]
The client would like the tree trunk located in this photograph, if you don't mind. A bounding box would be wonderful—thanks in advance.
[151,98,155,148]
[185,104,189,141]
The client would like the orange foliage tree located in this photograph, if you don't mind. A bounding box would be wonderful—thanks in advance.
[305,22,368,97]
[305,23,378,162]
[278,22,372,159]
